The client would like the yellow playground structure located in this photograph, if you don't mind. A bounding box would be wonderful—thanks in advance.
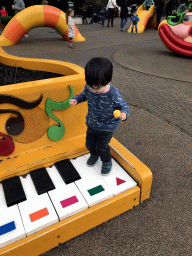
[0,9,152,253]
[128,4,157,33]
[0,5,85,46]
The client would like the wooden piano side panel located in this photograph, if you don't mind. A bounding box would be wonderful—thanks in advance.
[0,73,88,182]
[109,138,153,202]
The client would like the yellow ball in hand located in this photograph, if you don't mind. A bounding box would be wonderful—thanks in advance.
[113,110,121,118]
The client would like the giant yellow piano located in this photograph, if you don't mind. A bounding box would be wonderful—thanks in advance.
[0,47,152,256]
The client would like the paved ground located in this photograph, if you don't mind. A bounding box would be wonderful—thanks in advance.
[1,17,192,256]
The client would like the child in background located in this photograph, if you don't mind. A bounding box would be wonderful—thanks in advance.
[0,6,8,16]
[143,0,155,10]
[129,11,140,33]
[100,7,107,26]
[42,0,48,4]
[69,57,129,175]
[66,8,75,48]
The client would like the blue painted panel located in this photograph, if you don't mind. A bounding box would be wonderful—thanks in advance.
[0,221,16,236]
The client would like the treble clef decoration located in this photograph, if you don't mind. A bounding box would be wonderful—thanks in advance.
[45,85,74,141]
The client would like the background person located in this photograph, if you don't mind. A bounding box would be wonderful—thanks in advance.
[100,7,107,26]
[42,0,48,4]
[92,5,100,24]
[0,6,8,16]
[119,0,128,31]
[143,0,155,10]
[12,0,28,38]
[12,0,25,15]
[66,8,75,48]
[155,0,164,29]
[129,10,140,33]
[0,6,8,27]
[81,7,88,24]
[86,4,93,24]
[166,0,179,17]
[106,0,119,27]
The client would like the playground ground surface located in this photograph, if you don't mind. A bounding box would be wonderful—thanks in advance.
[0,16,191,256]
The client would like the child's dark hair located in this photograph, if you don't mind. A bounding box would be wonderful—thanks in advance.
[66,8,74,25]
[85,57,113,88]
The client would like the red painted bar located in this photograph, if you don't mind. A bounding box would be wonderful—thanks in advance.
[60,196,78,208]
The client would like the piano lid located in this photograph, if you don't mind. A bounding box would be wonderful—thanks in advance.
[0,51,87,181]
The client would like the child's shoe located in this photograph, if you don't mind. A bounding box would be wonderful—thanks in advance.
[101,161,112,175]
[69,43,75,48]
[87,155,99,166]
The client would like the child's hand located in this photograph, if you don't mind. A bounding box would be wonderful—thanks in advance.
[119,112,126,121]
[69,99,77,106]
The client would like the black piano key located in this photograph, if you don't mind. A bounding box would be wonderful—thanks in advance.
[2,176,26,207]
[30,167,55,195]
[55,159,81,185]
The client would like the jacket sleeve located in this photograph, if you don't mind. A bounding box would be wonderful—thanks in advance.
[72,86,87,104]
[106,1,109,10]
[112,0,119,8]
[114,90,129,121]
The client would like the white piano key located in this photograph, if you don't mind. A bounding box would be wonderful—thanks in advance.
[70,155,106,181]
[84,153,137,196]
[46,165,88,221]
[70,156,114,207]
[18,175,58,236]
[0,184,26,249]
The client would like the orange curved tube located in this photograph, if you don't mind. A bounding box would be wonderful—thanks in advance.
[0,5,85,46]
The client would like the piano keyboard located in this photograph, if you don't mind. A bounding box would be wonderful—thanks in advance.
[0,153,137,249]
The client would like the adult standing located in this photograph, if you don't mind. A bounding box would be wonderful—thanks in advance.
[119,0,128,31]
[12,0,25,15]
[86,4,94,23]
[165,0,179,17]
[106,0,119,27]
[155,0,164,29]
[12,0,28,37]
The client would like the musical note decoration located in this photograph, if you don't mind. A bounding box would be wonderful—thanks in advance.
[0,94,43,136]
[46,85,74,141]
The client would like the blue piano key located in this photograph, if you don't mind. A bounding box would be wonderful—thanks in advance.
[0,221,16,236]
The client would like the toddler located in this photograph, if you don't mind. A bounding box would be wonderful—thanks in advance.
[100,7,107,26]
[0,6,8,16]
[66,8,75,48]
[129,11,140,33]
[69,57,129,175]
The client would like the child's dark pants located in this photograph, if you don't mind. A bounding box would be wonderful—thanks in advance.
[86,127,113,162]
[131,23,137,33]
[82,16,88,23]
[101,17,105,26]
